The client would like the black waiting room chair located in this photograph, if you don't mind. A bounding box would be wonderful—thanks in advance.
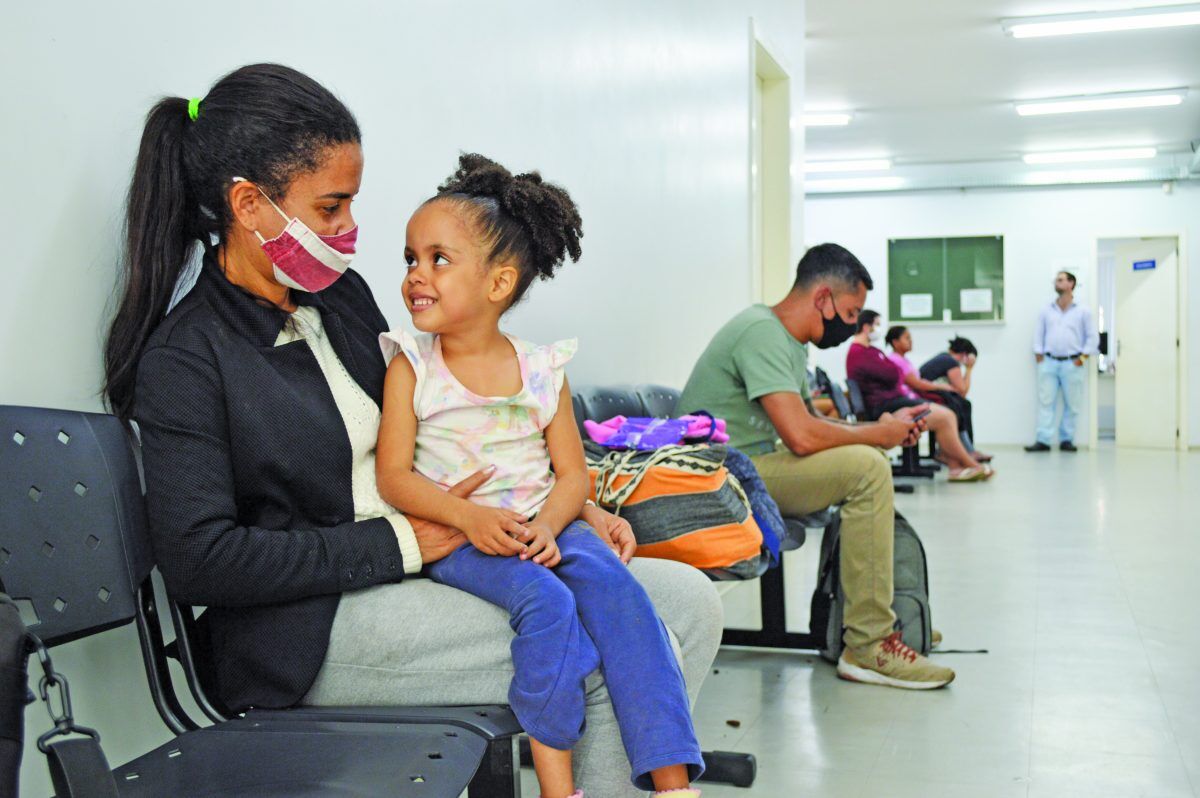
[813,367,853,421]
[0,405,522,798]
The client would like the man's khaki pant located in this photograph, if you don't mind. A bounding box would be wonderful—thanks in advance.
[750,444,896,650]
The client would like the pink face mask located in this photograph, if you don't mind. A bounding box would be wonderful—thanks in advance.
[233,176,358,293]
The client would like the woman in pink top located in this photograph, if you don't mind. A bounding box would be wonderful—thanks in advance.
[847,313,989,482]
[885,326,991,463]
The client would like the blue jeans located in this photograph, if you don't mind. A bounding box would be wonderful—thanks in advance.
[1036,357,1085,444]
[427,521,703,790]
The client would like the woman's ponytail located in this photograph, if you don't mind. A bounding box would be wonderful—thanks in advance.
[104,97,199,419]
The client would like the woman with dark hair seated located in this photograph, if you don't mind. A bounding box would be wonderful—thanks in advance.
[885,327,990,463]
[104,63,722,798]
[922,336,977,396]
[846,312,990,482]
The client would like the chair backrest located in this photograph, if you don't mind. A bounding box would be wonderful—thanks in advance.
[635,384,681,418]
[814,368,854,421]
[844,379,868,419]
[0,406,152,647]
[572,385,644,425]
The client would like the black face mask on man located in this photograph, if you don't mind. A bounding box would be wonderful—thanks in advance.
[815,294,857,349]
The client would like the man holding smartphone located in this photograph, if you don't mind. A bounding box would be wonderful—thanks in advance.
[679,244,955,690]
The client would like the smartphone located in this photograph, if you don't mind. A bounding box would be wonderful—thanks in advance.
[912,407,932,423]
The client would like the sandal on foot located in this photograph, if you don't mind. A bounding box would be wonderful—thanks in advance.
[948,466,987,482]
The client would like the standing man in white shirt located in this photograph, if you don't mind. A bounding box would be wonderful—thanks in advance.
[1026,271,1099,452]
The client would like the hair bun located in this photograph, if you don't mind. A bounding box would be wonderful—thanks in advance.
[438,153,583,284]
[438,153,514,198]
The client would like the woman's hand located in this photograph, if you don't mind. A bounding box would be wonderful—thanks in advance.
[407,468,494,564]
[410,516,468,564]
[520,522,562,567]
[581,503,637,564]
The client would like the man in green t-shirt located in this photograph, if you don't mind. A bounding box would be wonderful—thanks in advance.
[679,243,955,690]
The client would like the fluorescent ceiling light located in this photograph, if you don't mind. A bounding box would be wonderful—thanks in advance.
[807,176,905,192]
[804,159,891,173]
[1023,147,1158,164]
[1003,4,1200,38]
[1015,90,1185,116]
[804,113,852,127]
[1024,167,1152,185]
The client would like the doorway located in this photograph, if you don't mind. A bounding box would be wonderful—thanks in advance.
[1093,235,1188,450]
[749,25,791,303]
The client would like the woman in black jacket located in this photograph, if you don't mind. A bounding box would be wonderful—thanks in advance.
[103,63,721,797]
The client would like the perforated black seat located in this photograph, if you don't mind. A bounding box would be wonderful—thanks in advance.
[0,405,518,798]
[635,384,683,418]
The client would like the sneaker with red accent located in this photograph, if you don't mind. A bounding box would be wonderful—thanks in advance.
[837,632,955,690]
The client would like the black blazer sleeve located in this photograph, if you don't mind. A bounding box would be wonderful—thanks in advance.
[136,344,408,607]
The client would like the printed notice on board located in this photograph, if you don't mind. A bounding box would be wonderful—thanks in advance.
[960,288,992,313]
[900,293,933,318]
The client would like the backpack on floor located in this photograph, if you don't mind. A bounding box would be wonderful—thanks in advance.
[808,510,932,663]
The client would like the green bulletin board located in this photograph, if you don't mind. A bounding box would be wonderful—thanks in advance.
[888,236,1004,322]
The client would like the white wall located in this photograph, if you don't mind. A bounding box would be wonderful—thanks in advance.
[805,181,1200,447]
[1,1,804,791]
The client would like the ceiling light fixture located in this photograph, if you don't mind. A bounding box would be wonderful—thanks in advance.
[806,176,905,192]
[804,159,892,173]
[803,112,853,127]
[1023,147,1158,164]
[1015,89,1186,116]
[1024,167,1152,185]
[1003,4,1200,38]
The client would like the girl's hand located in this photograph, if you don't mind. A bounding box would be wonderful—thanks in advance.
[581,503,637,564]
[520,522,562,567]
[462,505,530,556]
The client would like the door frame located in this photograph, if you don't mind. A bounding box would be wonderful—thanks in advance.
[1088,231,1189,450]
[748,19,792,304]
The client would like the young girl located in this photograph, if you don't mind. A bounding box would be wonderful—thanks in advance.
[375,154,703,798]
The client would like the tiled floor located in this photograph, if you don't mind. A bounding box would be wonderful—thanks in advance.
[528,444,1200,796]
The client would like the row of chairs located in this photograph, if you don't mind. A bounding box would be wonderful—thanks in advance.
[4,399,796,796]
[3,367,955,794]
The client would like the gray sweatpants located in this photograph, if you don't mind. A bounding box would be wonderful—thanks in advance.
[304,557,723,796]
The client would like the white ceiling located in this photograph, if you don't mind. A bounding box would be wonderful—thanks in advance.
[805,0,1200,185]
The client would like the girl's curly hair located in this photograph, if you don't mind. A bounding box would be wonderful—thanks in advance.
[430,153,582,308]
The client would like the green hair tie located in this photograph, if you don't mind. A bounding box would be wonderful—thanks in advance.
[187,97,202,121]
